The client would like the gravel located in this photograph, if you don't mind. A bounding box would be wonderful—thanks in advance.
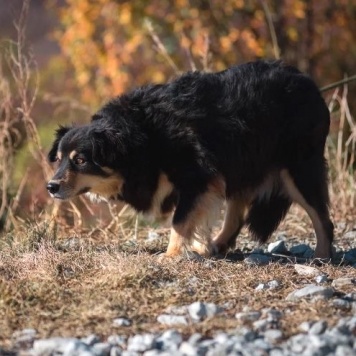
[5,242,356,356]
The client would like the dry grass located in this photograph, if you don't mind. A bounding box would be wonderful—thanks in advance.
[1,2,356,351]
[1,219,356,348]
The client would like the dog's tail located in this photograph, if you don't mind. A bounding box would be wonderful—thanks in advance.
[246,193,291,243]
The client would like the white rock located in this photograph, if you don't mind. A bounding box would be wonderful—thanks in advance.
[286,284,334,301]
[113,318,131,327]
[267,240,288,254]
[157,314,188,326]
[331,277,356,288]
[32,338,93,356]
[294,264,320,276]
[235,311,261,322]
[244,254,271,266]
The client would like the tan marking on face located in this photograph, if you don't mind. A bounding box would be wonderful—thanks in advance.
[167,176,225,257]
[101,166,115,175]
[69,150,77,160]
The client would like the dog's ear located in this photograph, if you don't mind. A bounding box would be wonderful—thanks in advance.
[90,128,124,167]
[48,125,71,162]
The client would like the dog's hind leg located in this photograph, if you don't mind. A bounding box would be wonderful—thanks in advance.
[212,197,249,254]
[280,161,334,259]
[246,193,292,243]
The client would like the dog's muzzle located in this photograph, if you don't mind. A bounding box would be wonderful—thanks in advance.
[47,181,60,195]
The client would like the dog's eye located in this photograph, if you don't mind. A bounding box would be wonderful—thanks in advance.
[74,157,86,165]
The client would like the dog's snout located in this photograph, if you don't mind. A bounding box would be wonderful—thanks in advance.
[47,181,60,194]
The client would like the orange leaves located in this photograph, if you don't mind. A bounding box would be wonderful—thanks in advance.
[54,0,356,105]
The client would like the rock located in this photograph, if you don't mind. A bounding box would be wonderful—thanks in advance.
[244,254,271,266]
[113,318,132,327]
[147,231,159,241]
[299,321,313,332]
[286,284,334,301]
[253,319,270,331]
[315,274,329,284]
[93,342,112,355]
[157,314,188,326]
[235,311,261,322]
[290,244,314,258]
[294,264,320,276]
[127,334,156,353]
[335,345,355,356]
[267,241,288,254]
[344,248,356,263]
[107,335,127,348]
[32,338,94,356]
[82,334,101,346]
[263,308,283,321]
[156,330,182,351]
[187,301,221,321]
[12,328,37,348]
[110,346,123,356]
[333,298,351,310]
[179,341,206,356]
[331,277,356,288]
[343,231,356,239]
[309,320,327,335]
[164,305,188,315]
[267,280,281,289]
[264,329,284,343]
[255,283,267,291]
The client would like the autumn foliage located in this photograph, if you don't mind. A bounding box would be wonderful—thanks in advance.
[56,0,356,106]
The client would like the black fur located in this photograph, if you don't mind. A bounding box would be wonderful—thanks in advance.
[48,60,334,256]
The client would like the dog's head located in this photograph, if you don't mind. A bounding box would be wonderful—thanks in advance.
[47,124,125,200]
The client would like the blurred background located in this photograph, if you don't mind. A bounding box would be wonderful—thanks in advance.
[0,0,356,231]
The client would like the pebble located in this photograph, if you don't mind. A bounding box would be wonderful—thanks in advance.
[12,328,37,348]
[187,301,222,321]
[113,317,132,327]
[157,314,188,326]
[333,298,351,310]
[331,277,356,287]
[294,264,320,276]
[290,244,314,258]
[23,313,356,356]
[286,284,334,301]
[315,274,329,284]
[309,320,328,335]
[235,311,261,322]
[267,241,288,254]
[244,254,271,266]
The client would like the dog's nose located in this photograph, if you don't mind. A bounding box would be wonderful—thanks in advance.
[47,181,60,194]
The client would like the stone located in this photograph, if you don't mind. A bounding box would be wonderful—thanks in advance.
[113,318,132,327]
[335,345,355,356]
[157,314,188,326]
[110,346,123,356]
[187,301,221,321]
[309,320,327,335]
[244,254,271,266]
[333,298,351,310]
[235,311,261,322]
[107,335,127,348]
[164,305,188,315]
[12,328,37,348]
[299,321,313,332]
[82,334,101,346]
[267,280,281,289]
[267,241,288,254]
[331,277,356,288]
[344,248,356,264]
[32,338,94,356]
[93,342,112,355]
[264,329,284,343]
[290,244,314,258]
[294,264,320,276]
[255,283,267,291]
[253,319,270,331]
[286,284,334,301]
[127,334,156,353]
[156,330,182,350]
[315,275,329,284]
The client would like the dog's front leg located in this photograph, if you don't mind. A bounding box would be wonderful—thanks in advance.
[166,179,224,257]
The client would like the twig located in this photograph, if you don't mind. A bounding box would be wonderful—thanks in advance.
[261,0,280,59]
[320,74,356,92]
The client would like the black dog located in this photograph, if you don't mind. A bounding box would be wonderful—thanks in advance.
[47,60,334,259]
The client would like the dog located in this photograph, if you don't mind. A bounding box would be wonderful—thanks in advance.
[47,60,334,259]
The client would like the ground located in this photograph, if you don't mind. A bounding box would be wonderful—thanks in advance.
[0,206,355,349]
